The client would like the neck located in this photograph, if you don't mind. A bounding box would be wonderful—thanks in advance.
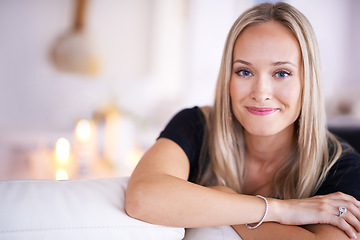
[244,124,296,169]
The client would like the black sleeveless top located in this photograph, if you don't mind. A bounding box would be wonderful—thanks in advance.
[159,106,360,200]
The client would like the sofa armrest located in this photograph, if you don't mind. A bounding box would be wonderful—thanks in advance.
[0,177,184,240]
[184,226,242,240]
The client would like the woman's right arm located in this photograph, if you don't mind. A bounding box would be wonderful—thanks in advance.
[125,138,360,238]
[125,138,272,228]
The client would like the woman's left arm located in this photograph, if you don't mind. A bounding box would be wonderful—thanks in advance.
[210,187,360,239]
[233,223,312,240]
[233,222,359,240]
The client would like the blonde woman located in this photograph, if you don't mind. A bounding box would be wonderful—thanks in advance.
[126,2,360,239]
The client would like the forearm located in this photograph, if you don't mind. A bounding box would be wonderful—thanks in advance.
[125,139,360,237]
[233,223,315,240]
[125,139,277,228]
[126,176,360,239]
[125,174,273,228]
[233,223,359,240]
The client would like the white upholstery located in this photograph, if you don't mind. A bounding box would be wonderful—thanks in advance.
[185,225,242,240]
[0,177,241,240]
[0,177,184,240]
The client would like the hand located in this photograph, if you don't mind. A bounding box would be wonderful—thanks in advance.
[275,192,360,239]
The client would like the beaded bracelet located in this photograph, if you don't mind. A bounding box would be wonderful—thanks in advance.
[245,195,269,229]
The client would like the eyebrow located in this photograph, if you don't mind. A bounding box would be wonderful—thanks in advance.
[273,61,297,67]
[233,59,297,67]
[233,59,252,66]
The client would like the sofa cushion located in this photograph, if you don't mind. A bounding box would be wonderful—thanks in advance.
[0,177,184,240]
[184,225,242,240]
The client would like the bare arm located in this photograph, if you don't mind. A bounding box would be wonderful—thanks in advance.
[125,138,273,227]
[212,186,360,239]
[232,223,360,240]
[125,138,360,238]
[233,223,315,240]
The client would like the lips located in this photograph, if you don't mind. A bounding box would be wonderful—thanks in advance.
[246,107,279,116]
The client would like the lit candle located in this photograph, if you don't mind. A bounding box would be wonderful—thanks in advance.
[76,120,91,141]
[74,119,97,176]
[104,110,120,165]
[54,137,73,180]
[56,168,69,181]
[103,110,136,175]
[56,138,70,162]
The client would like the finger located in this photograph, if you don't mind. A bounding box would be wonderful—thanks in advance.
[331,204,360,238]
[348,204,360,223]
[329,216,358,239]
[329,201,360,230]
[333,201,360,224]
[342,210,360,233]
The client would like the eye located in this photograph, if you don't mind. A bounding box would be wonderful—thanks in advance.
[274,70,292,79]
[235,69,253,77]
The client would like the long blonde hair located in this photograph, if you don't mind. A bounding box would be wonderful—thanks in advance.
[198,2,342,199]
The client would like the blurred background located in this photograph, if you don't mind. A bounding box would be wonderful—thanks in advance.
[0,0,359,180]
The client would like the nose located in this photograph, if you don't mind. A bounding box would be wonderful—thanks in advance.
[250,76,272,102]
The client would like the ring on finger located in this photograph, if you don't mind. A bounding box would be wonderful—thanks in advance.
[338,206,347,218]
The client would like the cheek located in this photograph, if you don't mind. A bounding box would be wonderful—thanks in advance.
[278,83,302,111]
[229,79,238,107]
[229,78,240,98]
[229,78,250,102]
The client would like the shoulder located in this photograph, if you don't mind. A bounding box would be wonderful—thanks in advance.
[329,136,360,171]
[170,106,204,121]
[316,138,360,200]
[160,106,206,133]
[329,146,360,179]
[158,106,208,163]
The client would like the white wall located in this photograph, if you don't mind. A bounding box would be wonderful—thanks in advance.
[0,0,359,158]
[0,0,154,134]
[183,0,254,107]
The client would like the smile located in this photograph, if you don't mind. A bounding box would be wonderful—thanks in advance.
[246,107,279,116]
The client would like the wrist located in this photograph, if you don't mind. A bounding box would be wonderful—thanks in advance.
[265,198,283,223]
[246,195,269,229]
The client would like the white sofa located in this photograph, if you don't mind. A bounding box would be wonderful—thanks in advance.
[0,177,241,240]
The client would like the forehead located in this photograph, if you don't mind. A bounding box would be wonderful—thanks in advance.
[233,21,301,64]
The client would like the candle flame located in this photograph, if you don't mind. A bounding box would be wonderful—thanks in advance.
[56,138,70,161]
[56,169,69,180]
[76,119,91,141]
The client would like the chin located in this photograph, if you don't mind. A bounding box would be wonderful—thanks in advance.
[246,129,280,137]
[243,122,294,138]
[241,121,282,137]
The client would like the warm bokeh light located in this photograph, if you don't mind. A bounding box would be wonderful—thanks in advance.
[76,119,91,141]
[56,169,69,180]
[55,138,70,162]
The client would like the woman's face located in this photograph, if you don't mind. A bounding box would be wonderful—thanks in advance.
[230,21,303,137]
